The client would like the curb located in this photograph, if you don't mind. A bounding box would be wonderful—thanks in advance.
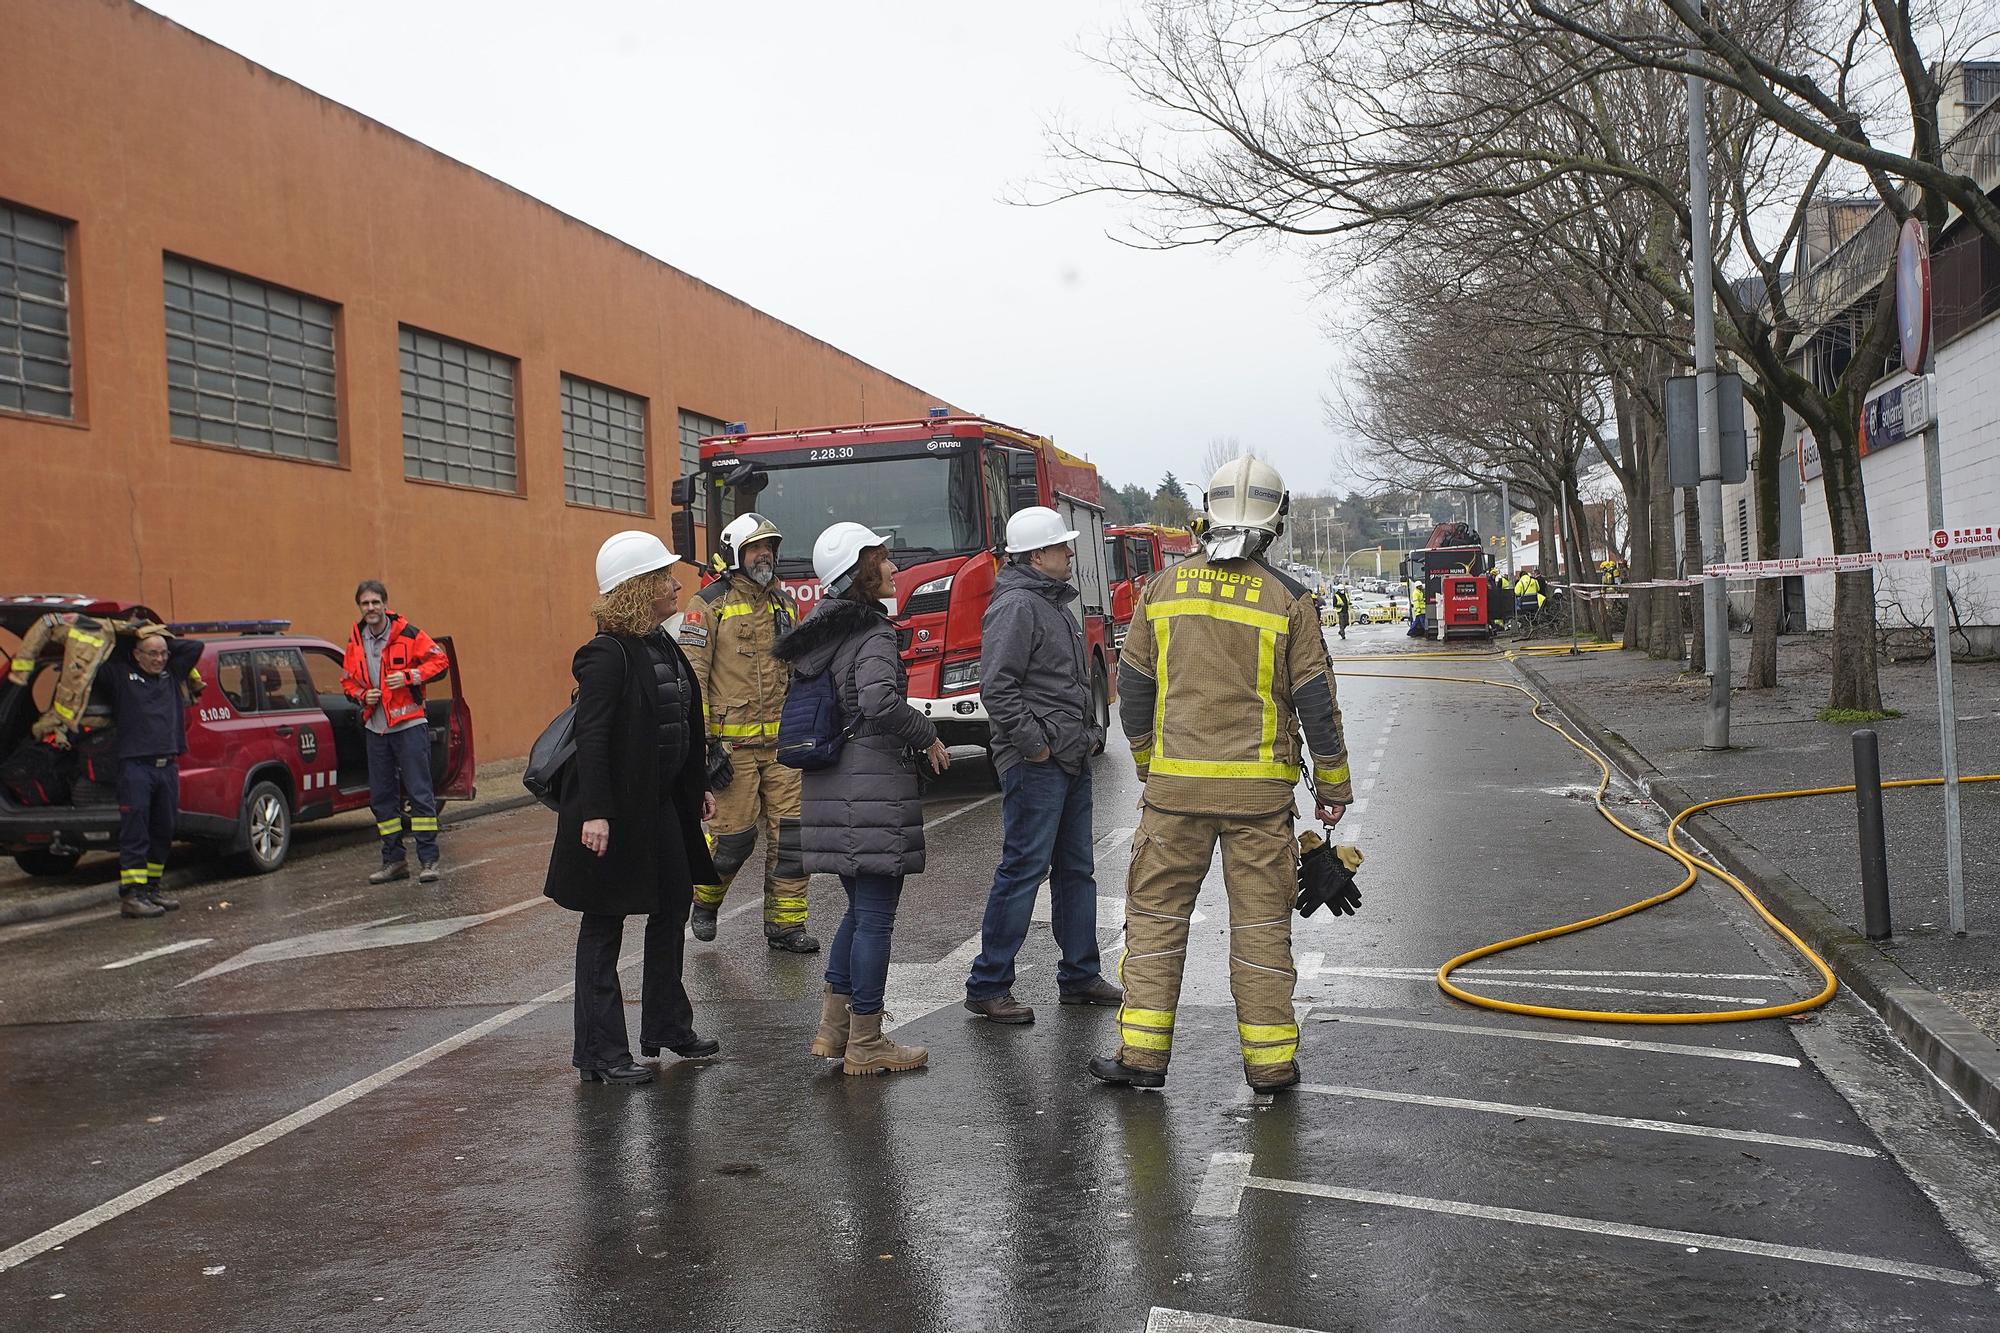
[0,792,540,930]
[1513,655,2000,1133]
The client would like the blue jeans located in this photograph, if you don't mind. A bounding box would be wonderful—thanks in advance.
[366,724,437,866]
[826,873,903,1014]
[966,760,1101,999]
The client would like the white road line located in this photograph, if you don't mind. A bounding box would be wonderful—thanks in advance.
[1239,1170,1981,1286]
[1345,799,1370,815]
[1315,1012,1801,1067]
[100,939,213,971]
[1293,1083,1878,1157]
[0,881,786,1272]
[1359,778,1377,793]
[1300,966,1765,1005]
[923,792,1001,832]
[1192,1151,1254,1217]
[1096,825,1137,853]
[1148,1309,1329,1333]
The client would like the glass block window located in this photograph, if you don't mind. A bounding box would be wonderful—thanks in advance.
[400,326,517,492]
[562,374,648,513]
[164,256,339,459]
[678,409,726,524]
[0,202,74,419]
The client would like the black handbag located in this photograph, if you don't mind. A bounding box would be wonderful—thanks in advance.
[522,636,625,811]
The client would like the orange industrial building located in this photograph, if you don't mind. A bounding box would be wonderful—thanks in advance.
[0,0,947,761]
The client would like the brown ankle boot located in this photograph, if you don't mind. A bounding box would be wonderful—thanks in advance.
[843,1007,928,1076]
[809,985,852,1058]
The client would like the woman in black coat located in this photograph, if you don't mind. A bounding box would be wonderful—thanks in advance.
[545,531,720,1085]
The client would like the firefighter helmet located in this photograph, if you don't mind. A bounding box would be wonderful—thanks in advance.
[720,512,784,570]
[1201,457,1288,560]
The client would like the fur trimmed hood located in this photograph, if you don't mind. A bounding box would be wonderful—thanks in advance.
[771,596,889,675]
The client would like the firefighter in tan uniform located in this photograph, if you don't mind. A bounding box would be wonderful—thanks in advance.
[680,513,819,953]
[1090,457,1352,1092]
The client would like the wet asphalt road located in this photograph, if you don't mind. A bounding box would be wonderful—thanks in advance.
[3,623,1998,1332]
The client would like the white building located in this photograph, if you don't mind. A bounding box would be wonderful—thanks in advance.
[1698,67,2000,650]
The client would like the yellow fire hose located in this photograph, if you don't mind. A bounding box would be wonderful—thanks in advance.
[1330,657,1996,1024]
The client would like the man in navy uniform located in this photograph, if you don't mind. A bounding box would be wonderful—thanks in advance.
[106,623,205,919]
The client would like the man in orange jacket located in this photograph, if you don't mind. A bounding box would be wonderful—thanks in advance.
[341,580,451,883]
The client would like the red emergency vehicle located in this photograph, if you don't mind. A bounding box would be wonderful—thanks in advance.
[0,597,474,877]
[1403,524,1512,641]
[671,414,1116,757]
[1104,524,1196,650]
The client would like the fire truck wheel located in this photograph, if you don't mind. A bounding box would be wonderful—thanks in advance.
[13,849,82,878]
[1090,667,1109,756]
[232,779,293,875]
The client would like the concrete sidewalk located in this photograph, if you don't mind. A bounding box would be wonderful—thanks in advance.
[1514,634,2000,1129]
[0,757,539,928]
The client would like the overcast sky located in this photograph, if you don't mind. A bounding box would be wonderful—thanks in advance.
[142,0,1360,500]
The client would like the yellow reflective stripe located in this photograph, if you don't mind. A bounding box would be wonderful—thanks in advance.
[120,869,149,885]
[1150,756,1299,781]
[1243,1043,1298,1065]
[693,882,727,907]
[68,629,105,647]
[52,701,75,719]
[9,658,31,672]
[1121,1006,1175,1029]
[1120,1028,1173,1050]
[376,819,404,835]
[1145,597,1289,635]
[1152,617,1171,754]
[1256,629,1277,765]
[1238,1022,1298,1043]
[1315,762,1351,787]
[716,603,754,619]
[714,720,780,739]
[409,817,439,832]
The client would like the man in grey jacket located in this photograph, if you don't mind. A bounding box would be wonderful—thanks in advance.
[964,507,1122,1023]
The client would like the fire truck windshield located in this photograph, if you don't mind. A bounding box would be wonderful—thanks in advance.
[750,453,989,572]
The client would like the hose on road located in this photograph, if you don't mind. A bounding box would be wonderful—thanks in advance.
[1330,654,1994,1025]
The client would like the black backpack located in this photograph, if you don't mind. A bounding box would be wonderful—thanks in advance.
[522,636,626,810]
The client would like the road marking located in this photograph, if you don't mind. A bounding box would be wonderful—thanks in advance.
[1314,1012,1801,1066]
[1345,799,1370,815]
[1359,778,1377,793]
[279,892,370,920]
[0,892,766,1275]
[1191,1153,1980,1286]
[1296,965,1765,1005]
[1148,1309,1329,1333]
[182,895,552,984]
[100,939,213,971]
[1292,1083,1877,1157]
[1096,825,1137,852]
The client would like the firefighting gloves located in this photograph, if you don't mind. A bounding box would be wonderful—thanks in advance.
[706,739,735,792]
[1296,830,1363,918]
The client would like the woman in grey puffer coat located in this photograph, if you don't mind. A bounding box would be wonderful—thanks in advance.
[772,526,950,1076]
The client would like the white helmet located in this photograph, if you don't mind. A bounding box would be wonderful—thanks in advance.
[1004,506,1079,555]
[1201,456,1287,561]
[720,512,783,570]
[595,529,679,594]
[812,521,890,594]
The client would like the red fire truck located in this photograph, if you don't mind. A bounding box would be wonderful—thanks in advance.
[671,413,1117,759]
[1403,522,1512,641]
[1105,523,1196,650]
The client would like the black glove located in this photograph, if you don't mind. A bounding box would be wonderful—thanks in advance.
[1295,831,1363,918]
[706,740,734,792]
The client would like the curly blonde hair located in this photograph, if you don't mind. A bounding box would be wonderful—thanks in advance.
[591,569,677,636]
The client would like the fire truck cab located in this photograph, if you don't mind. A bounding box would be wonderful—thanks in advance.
[1104,523,1195,650]
[671,413,1117,760]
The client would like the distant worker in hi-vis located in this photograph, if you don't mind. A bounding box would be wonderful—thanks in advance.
[1091,456,1353,1092]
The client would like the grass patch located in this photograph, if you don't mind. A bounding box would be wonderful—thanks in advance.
[1816,706,1904,724]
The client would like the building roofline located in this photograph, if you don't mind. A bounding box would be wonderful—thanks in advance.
[125,0,955,411]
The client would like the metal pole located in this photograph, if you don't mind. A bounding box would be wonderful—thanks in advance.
[1920,342,1967,935]
[1500,479,1514,577]
[1686,71,1732,748]
[1853,730,1892,941]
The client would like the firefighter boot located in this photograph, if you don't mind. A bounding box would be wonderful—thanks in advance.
[767,928,821,953]
[1088,1055,1166,1089]
[843,1009,927,1076]
[690,904,719,942]
[809,985,852,1058]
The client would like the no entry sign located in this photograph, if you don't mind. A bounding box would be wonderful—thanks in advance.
[1897,218,1931,375]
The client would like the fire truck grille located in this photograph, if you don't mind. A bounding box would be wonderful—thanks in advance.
[896,628,914,653]
[902,590,950,618]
